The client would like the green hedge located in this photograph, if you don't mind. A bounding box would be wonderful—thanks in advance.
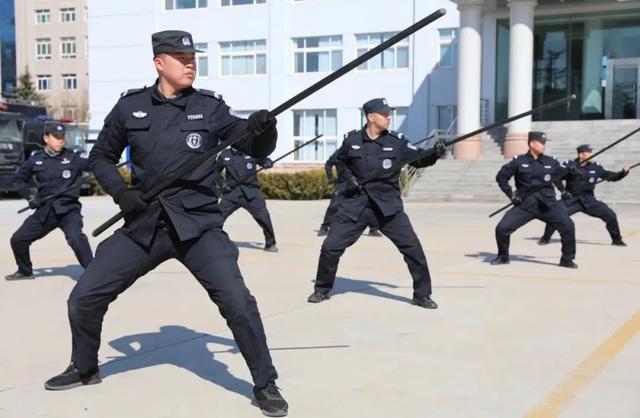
[258,169,334,200]
[89,167,131,196]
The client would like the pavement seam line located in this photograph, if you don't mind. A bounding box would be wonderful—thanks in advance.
[523,310,640,418]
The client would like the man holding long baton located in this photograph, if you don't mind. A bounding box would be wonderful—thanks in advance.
[307,98,445,308]
[538,144,631,246]
[215,148,279,252]
[44,31,288,417]
[6,121,93,281]
[492,131,577,268]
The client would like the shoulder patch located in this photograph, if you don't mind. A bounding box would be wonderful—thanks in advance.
[198,89,223,100]
[120,86,146,98]
[388,130,404,140]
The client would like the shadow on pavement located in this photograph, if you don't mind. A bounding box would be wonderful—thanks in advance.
[327,277,414,304]
[465,251,559,266]
[31,264,84,281]
[100,325,252,399]
[523,236,611,246]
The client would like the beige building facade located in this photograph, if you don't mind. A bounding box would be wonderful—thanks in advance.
[15,0,88,122]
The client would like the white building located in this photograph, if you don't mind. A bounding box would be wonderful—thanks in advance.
[87,0,461,163]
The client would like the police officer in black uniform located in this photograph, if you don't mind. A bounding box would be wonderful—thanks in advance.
[317,149,381,237]
[5,122,93,280]
[492,131,577,268]
[538,144,630,246]
[215,148,278,252]
[307,98,444,309]
[44,31,288,417]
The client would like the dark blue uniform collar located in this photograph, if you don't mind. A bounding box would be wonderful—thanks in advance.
[361,128,389,143]
[150,79,194,107]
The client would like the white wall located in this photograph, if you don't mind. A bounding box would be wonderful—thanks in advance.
[87,0,460,161]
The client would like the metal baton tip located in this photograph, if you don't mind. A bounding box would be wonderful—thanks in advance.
[437,8,447,15]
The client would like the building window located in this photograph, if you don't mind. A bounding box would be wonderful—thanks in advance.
[36,38,52,60]
[438,29,458,68]
[195,43,208,77]
[62,74,77,90]
[293,36,342,73]
[356,33,409,70]
[61,37,77,59]
[164,0,208,10]
[360,107,408,131]
[292,109,337,161]
[436,105,457,130]
[37,75,52,91]
[35,9,50,24]
[220,40,267,76]
[60,8,76,22]
[221,0,266,6]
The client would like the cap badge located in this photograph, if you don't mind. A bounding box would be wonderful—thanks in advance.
[182,36,191,46]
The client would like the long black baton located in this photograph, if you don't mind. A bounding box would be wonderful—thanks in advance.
[488,125,640,218]
[91,8,448,237]
[17,159,131,214]
[591,161,639,186]
[359,95,576,187]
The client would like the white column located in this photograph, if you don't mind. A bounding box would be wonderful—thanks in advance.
[504,0,536,158]
[454,0,484,160]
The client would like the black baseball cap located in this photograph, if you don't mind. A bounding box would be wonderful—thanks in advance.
[363,98,394,115]
[44,122,66,135]
[152,30,203,55]
[528,131,548,143]
[576,144,592,153]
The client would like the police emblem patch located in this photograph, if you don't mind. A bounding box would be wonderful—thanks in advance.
[186,133,202,149]
[589,177,595,183]
[382,159,392,169]
[246,162,254,170]
[62,170,71,179]
[544,174,551,181]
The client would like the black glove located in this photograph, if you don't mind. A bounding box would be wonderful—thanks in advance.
[435,139,447,157]
[28,198,41,209]
[510,194,523,206]
[564,160,579,174]
[345,177,361,194]
[115,187,148,214]
[561,190,573,201]
[261,158,273,169]
[247,110,276,135]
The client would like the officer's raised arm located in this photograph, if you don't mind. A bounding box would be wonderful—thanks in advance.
[213,102,277,159]
[89,106,128,197]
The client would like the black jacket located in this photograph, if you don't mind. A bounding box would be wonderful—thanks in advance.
[337,129,438,221]
[89,82,276,246]
[215,148,269,201]
[562,160,627,207]
[16,147,90,221]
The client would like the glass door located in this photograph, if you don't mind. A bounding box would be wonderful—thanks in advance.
[605,58,640,119]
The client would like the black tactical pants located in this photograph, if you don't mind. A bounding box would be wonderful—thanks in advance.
[10,208,93,275]
[541,200,622,242]
[320,188,344,230]
[219,195,276,247]
[314,206,432,298]
[496,205,576,261]
[67,226,278,389]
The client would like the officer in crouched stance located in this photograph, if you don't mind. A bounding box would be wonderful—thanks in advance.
[215,148,278,252]
[44,30,287,417]
[6,122,93,280]
[492,131,577,268]
[307,98,445,309]
[538,144,630,246]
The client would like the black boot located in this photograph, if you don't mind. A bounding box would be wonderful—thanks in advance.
[264,244,279,253]
[252,382,288,417]
[412,295,438,309]
[611,240,627,247]
[368,228,382,237]
[5,270,35,281]
[317,228,328,237]
[490,256,509,265]
[307,291,330,303]
[44,363,101,390]
[558,259,578,269]
[538,237,550,245]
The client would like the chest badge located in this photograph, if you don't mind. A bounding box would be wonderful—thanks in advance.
[351,145,361,150]
[132,111,147,119]
[544,174,551,181]
[187,114,203,120]
[589,177,595,183]
[62,169,71,179]
[246,162,254,170]
[61,157,71,165]
[382,159,393,170]
[186,133,203,149]
[35,160,43,165]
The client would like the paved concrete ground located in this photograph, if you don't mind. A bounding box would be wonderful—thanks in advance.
[0,197,638,418]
